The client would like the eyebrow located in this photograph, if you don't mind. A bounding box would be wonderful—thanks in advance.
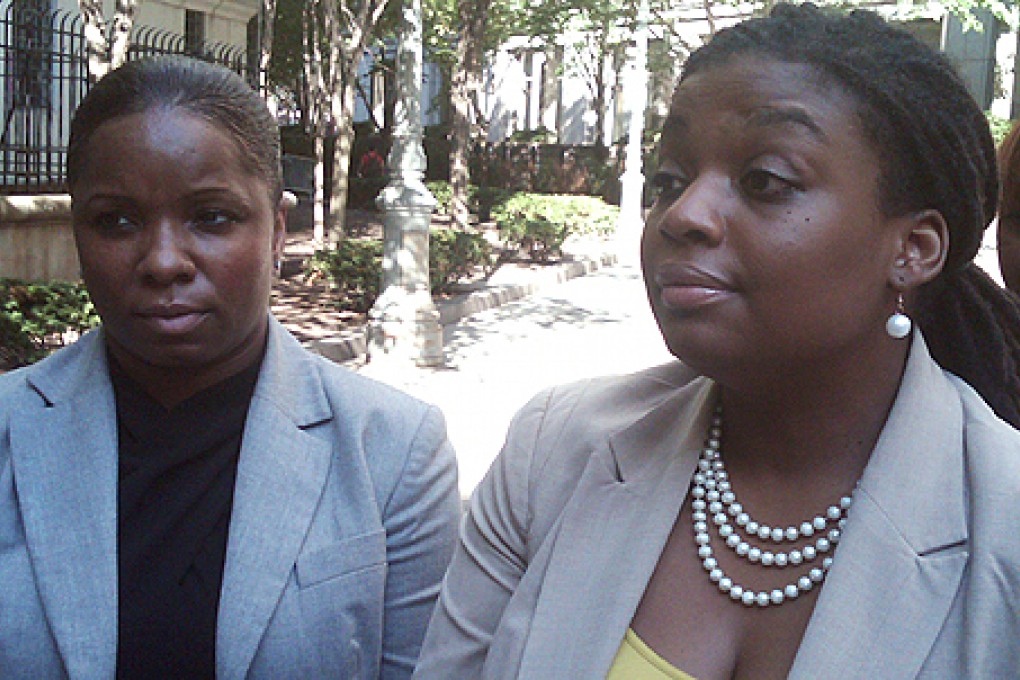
[747,106,827,141]
[660,105,828,143]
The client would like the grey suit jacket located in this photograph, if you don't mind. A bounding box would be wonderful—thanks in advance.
[414,333,1020,679]
[0,317,461,679]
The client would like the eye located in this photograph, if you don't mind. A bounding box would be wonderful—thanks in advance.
[192,208,237,231]
[651,171,690,203]
[740,169,796,202]
[92,211,139,233]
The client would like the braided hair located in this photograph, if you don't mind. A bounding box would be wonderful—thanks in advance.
[680,2,1020,427]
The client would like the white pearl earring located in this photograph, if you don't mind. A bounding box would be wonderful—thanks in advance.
[886,294,911,339]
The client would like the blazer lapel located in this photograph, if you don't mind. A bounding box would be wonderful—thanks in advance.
[518,378,718,678]
[11,331,118,679]
[216,319,334,680]
[790,334,969,678]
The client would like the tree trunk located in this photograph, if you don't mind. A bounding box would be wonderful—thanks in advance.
[258,0,278,93]
[108,0,138,71]
[592,35,608,154]
[313,135,326,244]
[327,78,357,244]
[448,0,474,231]
[78,0,137,82]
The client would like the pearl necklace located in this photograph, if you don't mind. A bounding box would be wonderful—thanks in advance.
[691,406,855,608]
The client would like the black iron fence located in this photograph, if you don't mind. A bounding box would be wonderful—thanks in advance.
[1,0,247,195]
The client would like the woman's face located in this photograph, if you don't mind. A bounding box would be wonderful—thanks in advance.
[71,108,285,379]
[642,57,907,386]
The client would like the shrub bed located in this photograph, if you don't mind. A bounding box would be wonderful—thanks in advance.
[491,193,619,262]
[1,279,100,370]
[307,228,495,311]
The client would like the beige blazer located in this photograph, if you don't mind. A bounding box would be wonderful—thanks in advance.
[414,333,1020,679]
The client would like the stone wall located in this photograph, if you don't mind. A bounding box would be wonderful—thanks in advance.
[0,195,79,282]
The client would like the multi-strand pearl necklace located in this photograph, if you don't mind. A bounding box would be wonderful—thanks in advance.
[692,406,854,608]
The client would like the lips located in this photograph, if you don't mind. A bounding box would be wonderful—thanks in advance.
[653,263,734,312]
[135,303,209,335]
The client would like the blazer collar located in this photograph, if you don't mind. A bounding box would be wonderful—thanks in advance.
[13,329,119,679]
[13,317,337,680]
[518,376,718,677]
[215,317,335,679]
[790,331,968,677]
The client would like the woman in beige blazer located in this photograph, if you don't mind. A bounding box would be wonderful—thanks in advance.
[414,5,1020,679]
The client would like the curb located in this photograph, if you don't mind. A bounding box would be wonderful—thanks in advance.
[307,250,618,363]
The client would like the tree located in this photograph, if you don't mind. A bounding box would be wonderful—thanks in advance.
[78,0,139,82]
[300,0,392,243]
[257,0,279,95]
[447,0,486,230]
[526,0,640,153]
[424,0,519,231]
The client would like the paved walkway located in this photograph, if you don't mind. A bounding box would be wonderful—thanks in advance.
[355,258,673,495]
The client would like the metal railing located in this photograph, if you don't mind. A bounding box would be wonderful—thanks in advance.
[1,0,248,194]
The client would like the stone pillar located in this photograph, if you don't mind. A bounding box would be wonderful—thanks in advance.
[615,0,650,263]
[367,0,443,367]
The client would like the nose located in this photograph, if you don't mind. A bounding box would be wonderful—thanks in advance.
[653,174,726,247]
[138,221,196,285]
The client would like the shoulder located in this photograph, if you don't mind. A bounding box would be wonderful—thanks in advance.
[477,361,699,548]
[260,335,451,507]
[513,361,700,472]
[952,375,1020,499]
[0,329,105,408]
[946,375,1020,564]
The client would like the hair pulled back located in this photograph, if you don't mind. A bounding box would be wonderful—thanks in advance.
[683,2,1020,426]
[67,55,282,202]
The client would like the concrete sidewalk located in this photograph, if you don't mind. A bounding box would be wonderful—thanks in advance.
[353,256,674,496]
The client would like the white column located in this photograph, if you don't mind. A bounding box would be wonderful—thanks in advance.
[367,0,443,368]
[615,0,650,264]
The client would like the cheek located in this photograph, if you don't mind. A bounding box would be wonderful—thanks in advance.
[210,238,274,303]
[75,233,129,296]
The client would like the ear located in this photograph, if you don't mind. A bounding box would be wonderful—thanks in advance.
[272,191,293,265]
[888,209,948,291]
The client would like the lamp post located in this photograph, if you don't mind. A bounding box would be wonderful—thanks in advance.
[367,0,443,367]
[615,0,650,263]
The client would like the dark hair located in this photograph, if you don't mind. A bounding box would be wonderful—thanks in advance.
[682,2,1020,426]
[67,55,282,202]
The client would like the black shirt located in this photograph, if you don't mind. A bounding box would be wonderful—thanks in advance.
[112,358,262,680]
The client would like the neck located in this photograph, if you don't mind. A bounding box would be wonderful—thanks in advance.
[713,336,911,512]
[105,326,268,410]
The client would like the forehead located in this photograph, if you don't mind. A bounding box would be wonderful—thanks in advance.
[665,57,868,151]
[74,108,255,189]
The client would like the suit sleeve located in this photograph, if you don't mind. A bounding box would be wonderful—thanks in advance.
[379,405,461,679]
[412,390,552,679]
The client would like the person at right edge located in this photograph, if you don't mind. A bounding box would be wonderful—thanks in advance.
[413,4,1020,679]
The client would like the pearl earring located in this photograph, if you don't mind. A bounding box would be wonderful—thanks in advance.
[885,294,911,339]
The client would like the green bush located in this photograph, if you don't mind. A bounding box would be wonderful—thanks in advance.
[426,180,482,217]
[430,228,495,294]
[307,228,496,308]
[491,193,619,262]
[0,279,100,369]
[987,111,1014,146]
[305,239,384,313]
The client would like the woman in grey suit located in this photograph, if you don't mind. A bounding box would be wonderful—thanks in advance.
[415,5,1020,679]
[0,56,460,679]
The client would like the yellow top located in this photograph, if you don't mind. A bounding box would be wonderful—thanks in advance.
[606,628,698,680]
